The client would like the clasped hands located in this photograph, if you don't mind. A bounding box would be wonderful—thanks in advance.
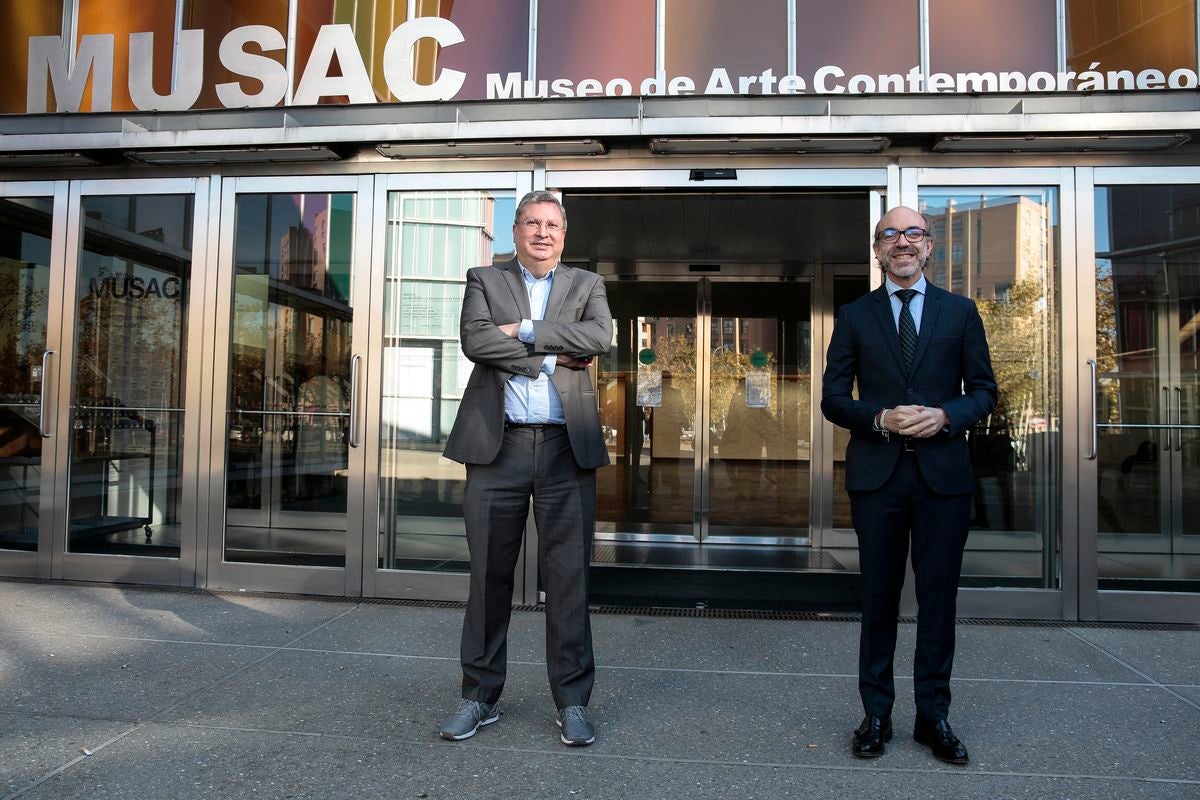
[882,404,947,438]
[498,322,593,370]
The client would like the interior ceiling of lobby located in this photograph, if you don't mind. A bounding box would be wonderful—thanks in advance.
[562,192,869,268]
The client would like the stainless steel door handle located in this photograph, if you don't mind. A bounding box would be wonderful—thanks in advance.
[1163,386,1172,451]
[1175,386,1183,452]
[348,354,362,448]
[39,349,54,438]
[1087,359,1098,460]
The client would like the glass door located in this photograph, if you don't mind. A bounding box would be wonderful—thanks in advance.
[911,168,1074,620]
[1084,176,1200,619]
[53,179,210,585]
[0,182,66,578]
[597,276,813,544]
[207,176,373,595]
[363,173,531,601]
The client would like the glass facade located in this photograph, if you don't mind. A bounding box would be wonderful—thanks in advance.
[68,194,193,558]
[795,0,919,91]
[1068,0,1197,73]
[377,189,514,572]
[1094,185,1200,592]
[663,0,788,92]
[10,0,1200,112]
[919,189,1062,589]
[0,197,54,552]
[225,192,355,567]
[929,0,1057,75]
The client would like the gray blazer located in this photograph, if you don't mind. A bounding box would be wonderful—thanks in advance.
[443,260,613,469]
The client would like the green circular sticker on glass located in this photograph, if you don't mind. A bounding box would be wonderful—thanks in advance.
[638,348,656,365]
[750,350,769,368]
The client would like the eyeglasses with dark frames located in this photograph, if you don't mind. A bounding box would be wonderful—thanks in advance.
[875,226,929,243]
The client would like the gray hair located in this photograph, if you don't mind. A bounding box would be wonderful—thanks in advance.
[514,190,567,230]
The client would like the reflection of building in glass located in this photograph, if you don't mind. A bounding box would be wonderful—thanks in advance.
[923,196,1054,301]
[384,191,498,443]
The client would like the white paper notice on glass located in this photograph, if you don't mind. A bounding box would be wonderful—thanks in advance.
[745,369,771,408]
[637,366,663,407]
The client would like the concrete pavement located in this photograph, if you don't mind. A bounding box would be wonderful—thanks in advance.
[1,579,1197,799]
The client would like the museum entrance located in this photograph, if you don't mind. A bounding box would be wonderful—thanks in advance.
[561,191,873,604]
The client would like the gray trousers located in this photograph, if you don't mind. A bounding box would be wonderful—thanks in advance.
[459,425,596,709]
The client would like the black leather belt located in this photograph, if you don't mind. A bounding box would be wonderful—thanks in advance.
[901,437,917,452]
[505,421,565,429]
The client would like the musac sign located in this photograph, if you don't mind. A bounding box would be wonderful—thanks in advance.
[26,20,1200,113]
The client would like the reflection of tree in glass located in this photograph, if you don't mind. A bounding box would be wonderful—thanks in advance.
[0,267,48,399]
[652,332,697,426]
[1094,267,1121,421]
[977,276,1054,447]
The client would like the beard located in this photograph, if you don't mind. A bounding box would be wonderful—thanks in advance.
[880,247,927,280]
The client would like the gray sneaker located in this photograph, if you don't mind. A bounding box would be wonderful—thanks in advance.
[438,699,500,741]
[556,705,595,746]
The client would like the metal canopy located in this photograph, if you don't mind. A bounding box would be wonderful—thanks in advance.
[1,92,1199,155]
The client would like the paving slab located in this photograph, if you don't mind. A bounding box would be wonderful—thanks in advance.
[150,647,1198,781]
[0,712,133,796]
[0,582,354,647]
[1065,627,1200,686]
[11,722,1199,800]
[0,630,268,720]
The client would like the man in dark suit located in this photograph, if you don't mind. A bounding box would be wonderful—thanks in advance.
[438,191,612,747]
[822,205,996,765]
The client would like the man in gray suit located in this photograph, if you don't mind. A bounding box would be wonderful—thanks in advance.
[438,191,613,747]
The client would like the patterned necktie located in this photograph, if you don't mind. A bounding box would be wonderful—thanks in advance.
[895,288,918,376]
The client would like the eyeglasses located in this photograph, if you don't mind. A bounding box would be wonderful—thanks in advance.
[875,226,929,243]
[517,219,563,234]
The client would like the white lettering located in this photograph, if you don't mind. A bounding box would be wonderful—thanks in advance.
[576,78,602,97]
[737,74,757,93]
[777,74,805,93]
[1168,68,1199,89]
[814,65,845,94]
[1028,71,1055,91]
[1107,70,1135,90]
[605,77,633,96]
[1056,71,1077,91]
[550,78,574,97]
[759,68,777,94]
[668,76,695,95]
[383,17,466,102]
[905,66,924,92]
[927,73,953,92]
[1077,62,1103,91]
[216,25,288,107]
[640,75,666,95]
[705,68,734,94]
[879,73,904,92]
[295,24,375,104]
[847,73,875,94]
[1000,71,1027,92]
[486,72,522,99]
[27,34,113,112]
[129,30,204,111]
[956,72,997,93]
[1136,68,1166,89]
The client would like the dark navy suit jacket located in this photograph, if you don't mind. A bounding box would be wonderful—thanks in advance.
[821,281,997,495]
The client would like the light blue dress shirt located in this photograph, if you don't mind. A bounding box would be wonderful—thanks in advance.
[885,274,928,334]
[504,262,566,424]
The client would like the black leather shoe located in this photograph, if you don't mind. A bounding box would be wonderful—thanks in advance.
[851,715,892,758]
[913,718,970,765]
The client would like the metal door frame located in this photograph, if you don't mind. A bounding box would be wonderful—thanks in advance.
[547,168,892,556]
[0,181,69,579]
[907,167,1076,620]
[363,171,533,603]
[1078,166,1200,623]
[49,177,212,586]
[205,175,374,596]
